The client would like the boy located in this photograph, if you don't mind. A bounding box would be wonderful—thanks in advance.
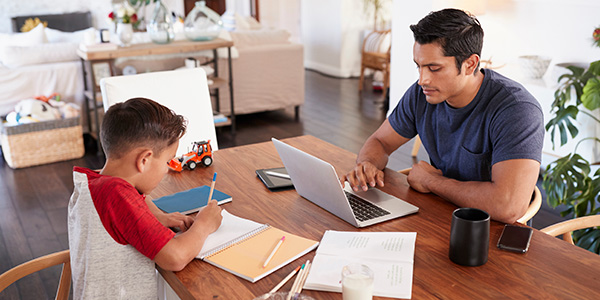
[68,98,223,299]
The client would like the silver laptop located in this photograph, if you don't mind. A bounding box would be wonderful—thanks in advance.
[272,138,418,227]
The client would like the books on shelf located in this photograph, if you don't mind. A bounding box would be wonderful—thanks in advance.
[79,42,118,52]
[152,185,232,214]
[303,230,417,299]
[213,113,228,124]
[197,210,319,283]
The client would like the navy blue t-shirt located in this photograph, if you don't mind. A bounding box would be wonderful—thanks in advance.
[389,69,544,182]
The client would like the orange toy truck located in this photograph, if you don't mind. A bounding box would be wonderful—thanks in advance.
[168,140,213,172]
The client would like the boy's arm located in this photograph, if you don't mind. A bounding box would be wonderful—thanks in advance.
[153,200,223,271]
[145,197,194,232]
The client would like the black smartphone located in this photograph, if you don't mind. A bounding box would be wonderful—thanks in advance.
[497,224,533,253]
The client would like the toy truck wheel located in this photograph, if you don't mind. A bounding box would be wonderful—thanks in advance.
[187,161,197,170]
[202,156,213,167]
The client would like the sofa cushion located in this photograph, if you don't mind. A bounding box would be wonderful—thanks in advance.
[230,29,291,48]
[46,27,95,43]
[0,23,46,46]
[0,42,79,68]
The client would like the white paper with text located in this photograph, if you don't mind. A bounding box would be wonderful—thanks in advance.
[303,231,416,299]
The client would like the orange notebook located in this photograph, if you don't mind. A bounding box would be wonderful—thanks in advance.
[196,210,319,282]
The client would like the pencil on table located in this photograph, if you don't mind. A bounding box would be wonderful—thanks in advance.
[268,265,301,295]
[263,236,286,268]
[286,261,307,300]
[293,260,311,297]
[208,172,217,201]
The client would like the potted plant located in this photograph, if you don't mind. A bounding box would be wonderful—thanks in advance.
[542,26,600,254]
[363,0,390,31]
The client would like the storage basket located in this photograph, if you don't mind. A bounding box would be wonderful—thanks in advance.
[1,117,85,168]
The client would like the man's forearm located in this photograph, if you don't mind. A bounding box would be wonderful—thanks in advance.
[420,174,528,224]
[356,136,390,170]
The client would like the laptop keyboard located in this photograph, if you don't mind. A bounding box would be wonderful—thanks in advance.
[344,191,391,221]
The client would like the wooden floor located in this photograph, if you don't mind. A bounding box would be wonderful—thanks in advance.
[0,70,565,299]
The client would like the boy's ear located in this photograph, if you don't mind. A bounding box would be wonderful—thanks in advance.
[135,149,154,173]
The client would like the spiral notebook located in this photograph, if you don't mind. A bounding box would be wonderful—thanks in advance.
[197,210,319,283]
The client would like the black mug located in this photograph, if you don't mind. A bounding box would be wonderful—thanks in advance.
[449,207,490,266]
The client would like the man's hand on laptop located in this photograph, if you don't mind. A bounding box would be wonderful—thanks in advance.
[341,161,385,192]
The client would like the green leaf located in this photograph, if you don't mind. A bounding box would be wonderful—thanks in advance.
[545,105,579,147]
[582,77,600,111]
[543,154,591,208]
[588,60,600,76]
[575,229,600,254]
[566,65,586,77]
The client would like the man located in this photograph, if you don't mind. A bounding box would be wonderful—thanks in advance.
[342,8,544,223]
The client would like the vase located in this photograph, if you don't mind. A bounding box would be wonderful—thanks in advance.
[184,1,223,41]
[116,23,133,47]
[146,0,174,44]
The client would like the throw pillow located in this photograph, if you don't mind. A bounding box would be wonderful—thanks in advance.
[0,42,79,68]
[245,17,262,30]
[0,24,46,46]
[46,27,96,43]
[20,17,48,32]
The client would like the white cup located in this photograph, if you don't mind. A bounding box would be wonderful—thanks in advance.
[341,263,374,300]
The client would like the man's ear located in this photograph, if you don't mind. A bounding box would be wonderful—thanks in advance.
[463,54,480,75]
[135,149,153,173]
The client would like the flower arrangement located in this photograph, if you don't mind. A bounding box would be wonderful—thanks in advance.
[108,3,138,24]
[593,27,600,48]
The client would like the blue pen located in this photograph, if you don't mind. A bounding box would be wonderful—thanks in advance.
[208,172,217,202]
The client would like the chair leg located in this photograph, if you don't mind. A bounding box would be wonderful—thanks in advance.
[294,105,300,122]
[359,66,365,92]
[382,70,390,100]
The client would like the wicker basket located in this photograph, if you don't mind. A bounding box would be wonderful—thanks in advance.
[1,117,85,168]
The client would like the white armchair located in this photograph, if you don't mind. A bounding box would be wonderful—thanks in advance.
[99,68,218,155]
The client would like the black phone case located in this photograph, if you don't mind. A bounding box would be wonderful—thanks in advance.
[497,225,533,253]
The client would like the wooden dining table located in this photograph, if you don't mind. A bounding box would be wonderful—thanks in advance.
[151,135,600,300]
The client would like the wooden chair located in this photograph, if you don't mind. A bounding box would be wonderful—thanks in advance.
[359,29,391,99]
[0,250,70,300]
[516,186,542,225]
[541,215,600,245]
[398,167,541,224]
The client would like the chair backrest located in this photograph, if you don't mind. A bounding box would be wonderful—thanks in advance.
[516,186,542,225]
[0,250,70,300]
[100,68,218,156]
[541,215,600,245]
[362,29,391,54]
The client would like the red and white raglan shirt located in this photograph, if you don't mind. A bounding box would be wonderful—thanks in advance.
[68,167,175,299]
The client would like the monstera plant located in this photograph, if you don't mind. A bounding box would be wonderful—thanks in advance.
[542,27,600,254]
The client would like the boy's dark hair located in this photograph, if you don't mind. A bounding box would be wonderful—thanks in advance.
[410,8,484,73]
[100,98,187,158]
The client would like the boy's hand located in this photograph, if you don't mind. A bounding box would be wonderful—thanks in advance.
[157,212,194,232]
[195,200,223,234]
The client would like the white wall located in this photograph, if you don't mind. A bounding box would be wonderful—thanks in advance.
[258,0,301,43]
[300,0,392,78]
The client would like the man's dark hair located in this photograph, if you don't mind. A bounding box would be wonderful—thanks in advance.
[100,97,187,158]
[410,8,484,73]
